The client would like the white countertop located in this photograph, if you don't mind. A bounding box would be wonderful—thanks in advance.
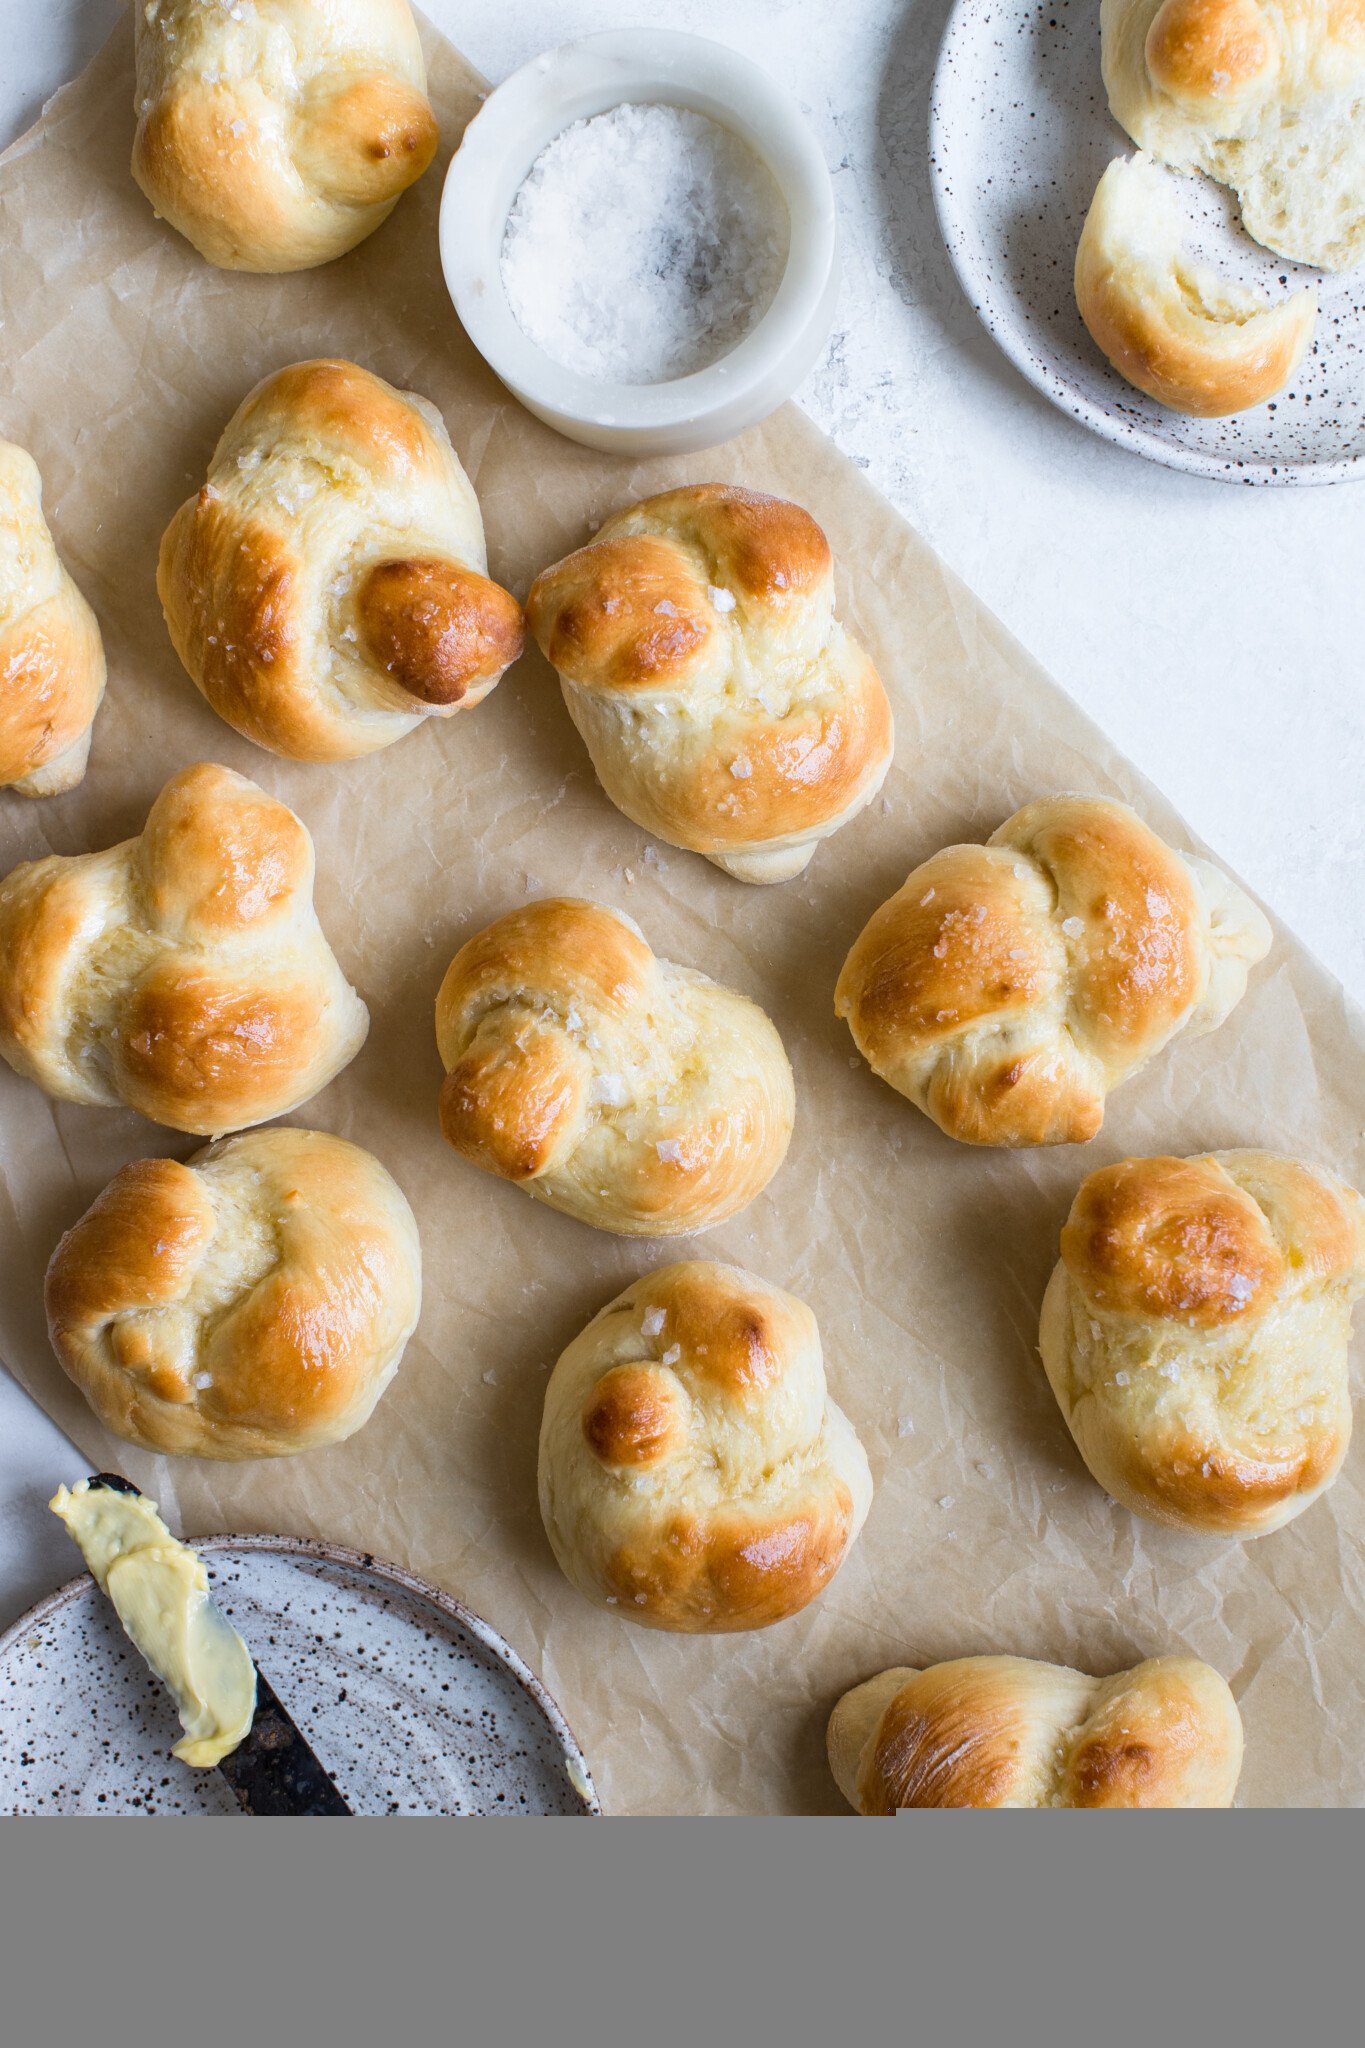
[3,0,1362,1631]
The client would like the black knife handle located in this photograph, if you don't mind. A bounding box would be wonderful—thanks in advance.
[217,1671,353,1816]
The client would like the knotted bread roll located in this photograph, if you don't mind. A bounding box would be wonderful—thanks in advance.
[1,438,106,797]
[158,360,524,762]
[539,1261,873,1632]
[0,761,367,1134]
[46,1128,420,1459]
[836,795,1271,1147]
[526,485,894,884]
[1075,155,1317,415]
[1102,0,1365,269]
[828,1654,1243,1809]
[133,0,439,272]
[435,899,794,1236]
[1040,1150,1365,1535]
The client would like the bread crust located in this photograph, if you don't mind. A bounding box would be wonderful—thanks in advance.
[1075,155,1317,417]
[828,1654,1243,1809]
[132,1,438,272]
[46,1128,421,1459]
[539,1261,873,1632]
[0,439,106,795]
[527,485,893,885]
[158,359,523,762]
[836,795,1271,1147]
[1102,0,1365,269]
[0,761,368,1134]
[435,898,794,1236]
[1040,1150,1365,1534]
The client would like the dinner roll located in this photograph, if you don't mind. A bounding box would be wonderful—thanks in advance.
[0,761,367,1134]
[1040,1150,1365,1535]
[46,1128,421,1459]
[1,438,106,796]
[133,0,439,272]
[435,898,794,1236]
[828,1654,1243,1809]
[1075,155,1317,416]
[539,1261,873,1632]
[526,485,893,884]
[1102,0,1365,269]
[835,795,1271,1147]
[158,360,523,762]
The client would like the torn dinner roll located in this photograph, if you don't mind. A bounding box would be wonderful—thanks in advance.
[1075,154,1317,416]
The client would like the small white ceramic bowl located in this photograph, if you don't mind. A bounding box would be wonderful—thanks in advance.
[439,30,838,456]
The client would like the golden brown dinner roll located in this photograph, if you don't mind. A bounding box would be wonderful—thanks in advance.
[539,1261,873,1632]
[133,1,439,272]
[46,1128,421,1459]
[435,898,794,1236]
[835,795,1271,1147]
[158,360,523,763]
[1075,155,1317,416]
[1102,0,1365,269]
[526,485,894,884]
[828,1654,1243,1809]
[0,437,105,796]
[0,761,367,1134]
[1040,1150,1365,1536]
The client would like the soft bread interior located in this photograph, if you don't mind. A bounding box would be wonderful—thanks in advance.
[1074,153,1318,415]
[1101,0,1365,270]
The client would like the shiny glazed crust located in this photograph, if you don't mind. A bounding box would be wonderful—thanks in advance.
[158,359,523,761]
[434,898,795,1236]
[835,795,1271,1146]
[132,0,439,272]
[0,761,368,1133]
[0,439,106,795]
[46,1128,421,1459]
[1039,1150,1365,1534]
[1074,155,1317,416]
[526,485,894,884]
[828,1654,1244,1809]
[538,1261,873,1632]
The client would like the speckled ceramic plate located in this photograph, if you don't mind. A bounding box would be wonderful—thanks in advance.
[929,0,1365,483]
[0,1535,599,1816]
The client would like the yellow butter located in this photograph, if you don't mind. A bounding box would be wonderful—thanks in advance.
[50,1481,256,1769]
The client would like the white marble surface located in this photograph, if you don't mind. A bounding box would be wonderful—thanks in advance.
[2,0,1362,1633]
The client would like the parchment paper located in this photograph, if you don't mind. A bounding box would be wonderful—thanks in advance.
[1,14,1362,1813]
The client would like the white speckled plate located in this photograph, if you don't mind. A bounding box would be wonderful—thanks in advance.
[0,1536,599,1816]
[929,0,1365,483]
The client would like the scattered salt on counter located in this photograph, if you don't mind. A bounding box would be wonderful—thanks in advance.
[500,102,790,384]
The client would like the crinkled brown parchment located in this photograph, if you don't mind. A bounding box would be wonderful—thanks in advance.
[0,16,1361,1811]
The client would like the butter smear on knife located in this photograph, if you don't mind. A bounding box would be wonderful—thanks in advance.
[50,1480,256,1768]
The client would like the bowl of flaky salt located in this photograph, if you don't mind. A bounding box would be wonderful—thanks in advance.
[439,30,838,456]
